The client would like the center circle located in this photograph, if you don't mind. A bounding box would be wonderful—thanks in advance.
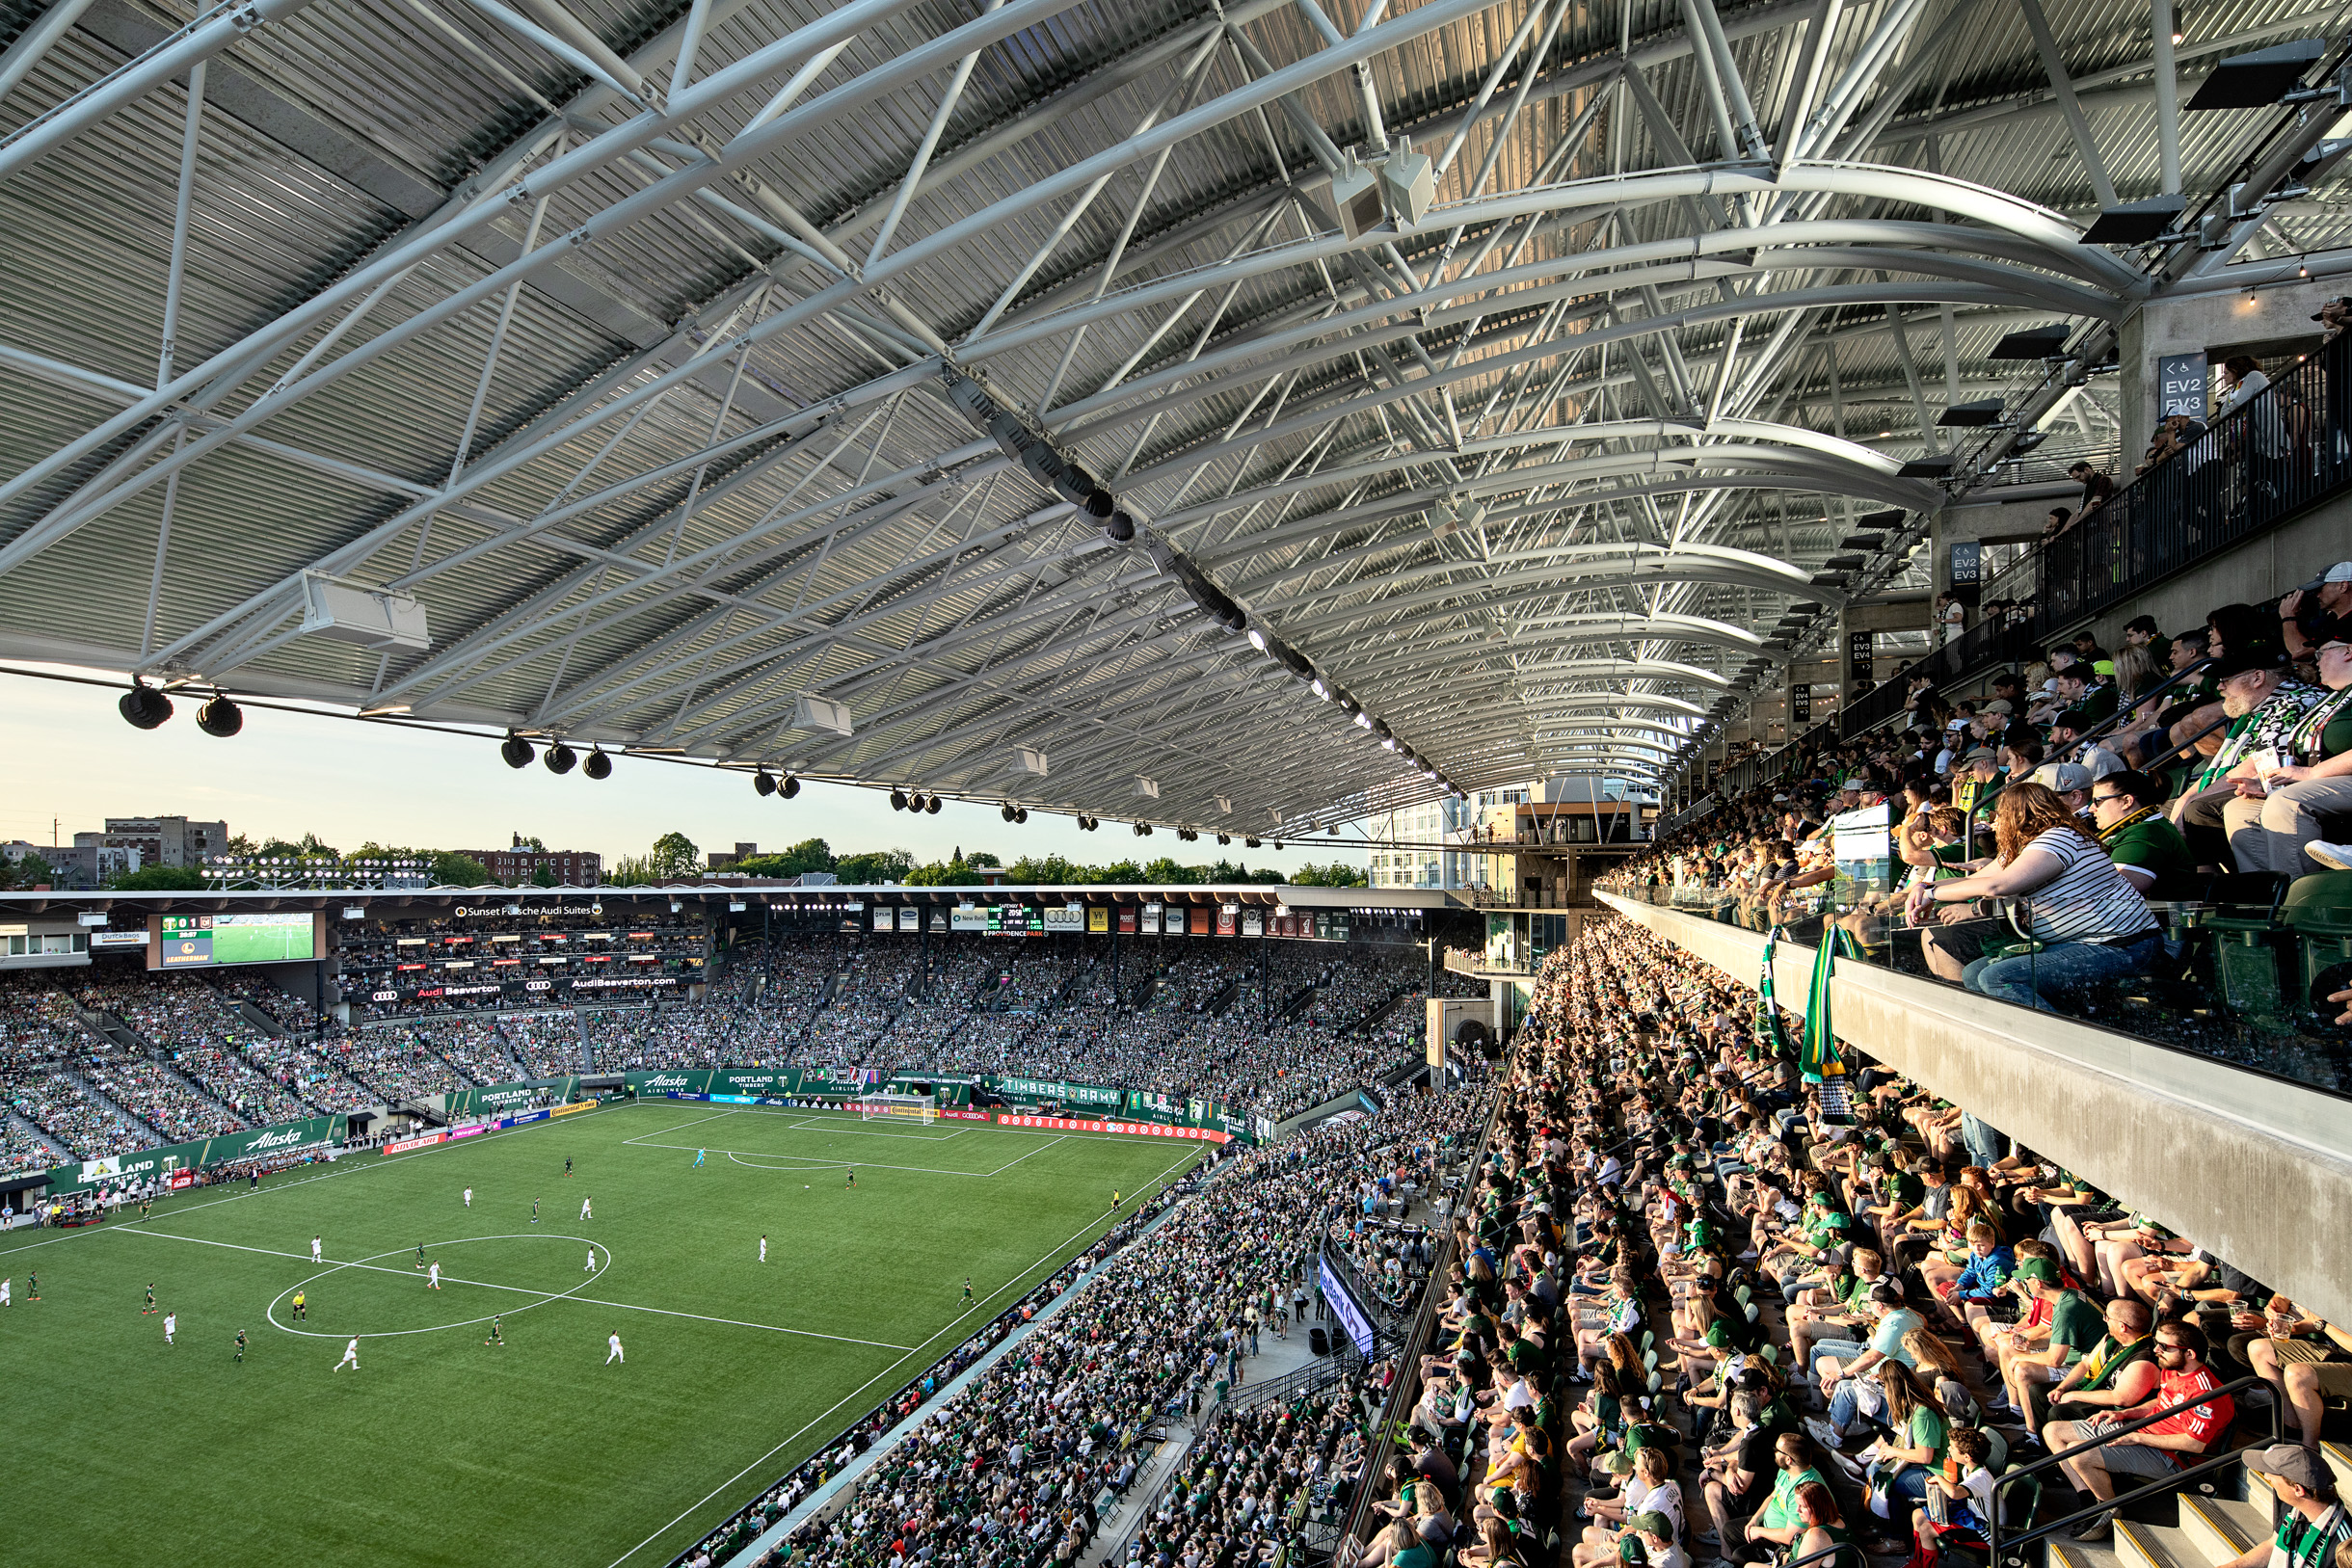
[266,1234,610,1339]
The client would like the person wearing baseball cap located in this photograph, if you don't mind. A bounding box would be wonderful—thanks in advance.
[1990,1253,2105,1425]
[2216,1444,2348,1568]
[2171,640,2328,861]
[2282,561,2352,659]
[2030,760,2095,819]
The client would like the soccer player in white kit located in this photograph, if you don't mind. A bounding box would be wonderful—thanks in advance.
[584,1246,596,1272]
[605,1332,624,1365]
[1,1276,11,1307]
[311,1235,323,1263]
[336,1338,360,1370]
[427,1262,442,1290]
[164,1312,176,1345]
[463,1186,472,1209]
[580,1194,592,1220]
[760,1234,767,1262]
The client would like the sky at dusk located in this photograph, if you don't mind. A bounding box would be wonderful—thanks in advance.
[0,663,1367,875]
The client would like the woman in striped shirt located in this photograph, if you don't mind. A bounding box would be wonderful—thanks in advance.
[1905,784,2161,1011]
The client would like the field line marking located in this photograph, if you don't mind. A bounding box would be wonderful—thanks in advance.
[620,1107,741,1144]
[984,1134,1066,1176]
[0,1103,622,1260]
[605,1141,1204,1568]
[558,1293,916,1350]
[116,1227,916,1349]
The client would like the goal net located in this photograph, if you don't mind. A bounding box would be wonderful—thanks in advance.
[857,1093,938,1124]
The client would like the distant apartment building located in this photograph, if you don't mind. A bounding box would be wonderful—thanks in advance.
[707,842,761,870]
[460,843,603,887]
[82,815,227,868]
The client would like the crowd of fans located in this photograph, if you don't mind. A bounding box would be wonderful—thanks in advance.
[0,930,1442,1165]
[1322,910,2348,1568]
[1604,560,2352,1024]
[726,1066,1489,1568]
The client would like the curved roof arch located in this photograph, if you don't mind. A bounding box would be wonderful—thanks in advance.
[0,0,2314,816]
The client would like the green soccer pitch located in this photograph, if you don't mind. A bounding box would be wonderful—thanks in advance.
[0,1101,1203,1568]
[208,917,314,965]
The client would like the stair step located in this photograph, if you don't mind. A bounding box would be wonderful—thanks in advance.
[2177,1494,2262,1562]
[2048,1534,2127,1568]
[2112,1517,2188,1568]
[2324,1442,2352,1494]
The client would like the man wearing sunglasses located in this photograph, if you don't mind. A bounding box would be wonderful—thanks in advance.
[2089,772,2194,898]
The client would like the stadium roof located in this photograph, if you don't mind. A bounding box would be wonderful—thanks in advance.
[1,0,2344,830]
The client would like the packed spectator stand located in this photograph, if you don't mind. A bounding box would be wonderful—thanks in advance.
[0,929,1455,1175]
[677,1052,1491,1568]
[1292,912,2348,1568]
[1606,556,2352,1089]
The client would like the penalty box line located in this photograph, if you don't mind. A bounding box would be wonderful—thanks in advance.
[113,1227,919,1350]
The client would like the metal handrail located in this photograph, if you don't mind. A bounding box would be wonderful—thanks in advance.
[1986,1369,2279,1564]
[1325,1085,1508,1564]
[2050,656,2212,760]
[1782,1541,1870,1568]
[1956,705,2232,854]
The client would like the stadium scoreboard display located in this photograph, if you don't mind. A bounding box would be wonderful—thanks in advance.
[148,911,326,969]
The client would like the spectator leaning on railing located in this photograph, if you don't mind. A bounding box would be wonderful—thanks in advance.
[1908,783,2162,1011]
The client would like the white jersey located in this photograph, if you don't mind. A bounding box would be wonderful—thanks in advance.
[428,1263,441,1286]
[760,1236,767,1262]
[585,1247,596,1271]
[1,1279,11,1305]
[463,1188,472,1208]
[336,1339,360,1369]
[311,1237,323,1262]
[164,1314,176,1339]
[580,1198,592,1219]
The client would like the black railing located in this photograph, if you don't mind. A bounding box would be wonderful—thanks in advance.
[1988,1371,2279,1565]
[1851,329,2352,727]
[1674,329,2352,798]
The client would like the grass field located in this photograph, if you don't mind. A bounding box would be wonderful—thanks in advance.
[0,1100,1203,1568]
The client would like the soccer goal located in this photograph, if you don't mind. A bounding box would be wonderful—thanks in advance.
[856,1093,938,1124]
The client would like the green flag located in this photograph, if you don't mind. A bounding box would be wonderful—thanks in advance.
[1801,926,1857,1082]
[1755,927,1791,1063]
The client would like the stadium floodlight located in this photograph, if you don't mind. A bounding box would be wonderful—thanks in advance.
[1990,324,2071,359]
[500,734,535,769]
[119,682,173,730]
[1013,807,1027,823]
[754,771,776,796]
[890,788,909,811]
[1245,837,1261,848]
[2185,38,2330,110]
[1217,834,1231,845]
[1937,398,2005,427]
[1247,627,1268,651]
[1104,507,1137,543]
[2081,194,2186,245]
[583,749,612,780]
[543,742,576,775]
[780,774,801,799]
[195,693,243,737]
